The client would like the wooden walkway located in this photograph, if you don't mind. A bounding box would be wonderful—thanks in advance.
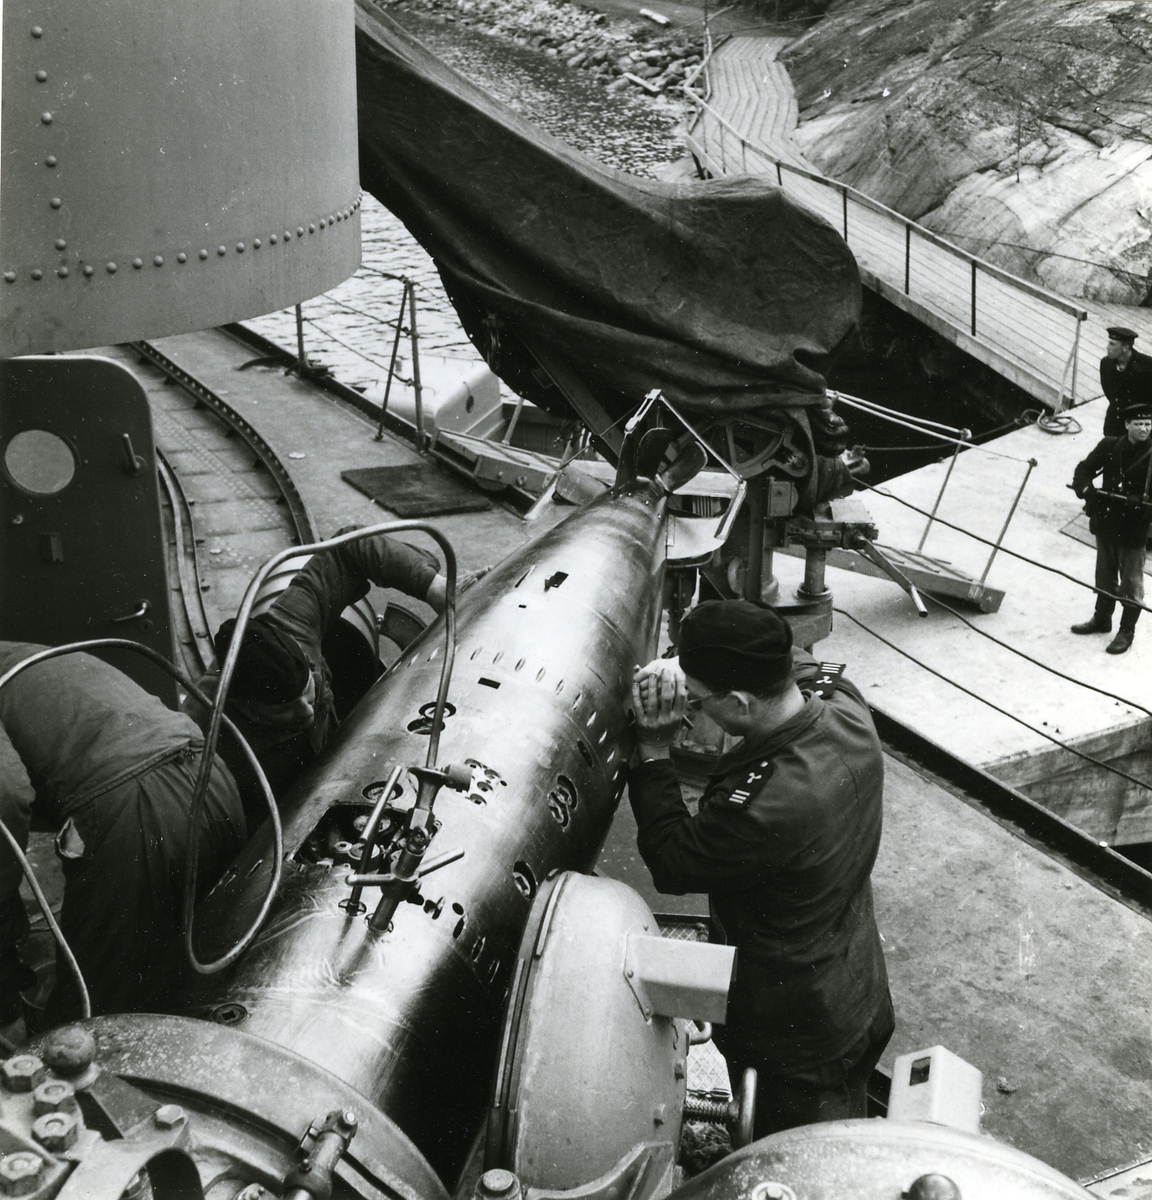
[686,37,1152,412]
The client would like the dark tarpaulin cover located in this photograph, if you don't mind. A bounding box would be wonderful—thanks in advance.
[355,0,862,430]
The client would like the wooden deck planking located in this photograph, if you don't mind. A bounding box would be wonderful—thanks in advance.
[687,36,1152,412]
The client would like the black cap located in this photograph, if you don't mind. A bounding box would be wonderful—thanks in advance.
[1107,326,1138,343]
[214,614,311,704]
[679,599,793,693]
[1124,402,1152,420]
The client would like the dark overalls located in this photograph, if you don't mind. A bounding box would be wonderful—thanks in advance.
[628,653,893,1137]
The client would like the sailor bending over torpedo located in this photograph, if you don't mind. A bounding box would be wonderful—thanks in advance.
[188,527,452,817]
[628,599,894,1139]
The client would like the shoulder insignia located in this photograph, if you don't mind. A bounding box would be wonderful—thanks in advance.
[811,662,846,699]
[725,758,774,807]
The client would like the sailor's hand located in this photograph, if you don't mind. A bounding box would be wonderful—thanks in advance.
[631,659,686,753]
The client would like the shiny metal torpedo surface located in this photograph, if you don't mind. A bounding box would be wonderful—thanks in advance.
[193,479,669,1181]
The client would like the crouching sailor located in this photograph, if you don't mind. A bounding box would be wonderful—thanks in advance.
[190,527,448,814]
[1071,401,1152,654]
[0,642,246,1025]
[628,599,894,1139]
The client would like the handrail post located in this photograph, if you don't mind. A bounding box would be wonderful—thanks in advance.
[979,458,1037,584]
[776,160,783,186]
[408,282,426,451]
[916,430,969,554]
[842,186,848,239]
[970,261,977,335]
[295,303,307,375]
[1070,313,1083,404]
[904,224,911,294]
[742,140,747,172]
[374,279,410,441]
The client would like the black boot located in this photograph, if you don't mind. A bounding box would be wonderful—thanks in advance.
[1107,610,1139,655]
[1071,611,1112,634]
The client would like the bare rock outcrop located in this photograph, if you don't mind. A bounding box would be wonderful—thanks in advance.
[781,0,1152,304]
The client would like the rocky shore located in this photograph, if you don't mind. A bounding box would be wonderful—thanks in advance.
[781,0,1152,305]
[385,0,704,105]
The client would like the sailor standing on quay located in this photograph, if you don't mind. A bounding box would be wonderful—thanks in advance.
[627,600,894,1138]
[1071,402,1152,654]
[1100,326,1152,437]
[190,528,449,814]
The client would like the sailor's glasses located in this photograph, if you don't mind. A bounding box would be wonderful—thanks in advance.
[685,689,725,712]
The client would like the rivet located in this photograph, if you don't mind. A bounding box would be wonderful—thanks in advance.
[132,258,143,269]
[3,273,15,283]
[56,266,67,278]
[297,226,304,237]
[82,265,93,277]
[329,215,335,224]
[269,234,277,244]
[54,238,66,250]
[253,238,261,249]
[176,252,187,263]
[41,112,52,125]
[217,245,226,256]
[336,213,342,222]
[319,219,326,229]
[35,71,47,82]
[45,156,56,167]
[31,26,43,37]
[31,269,42,280]
[283,230,291,241]
[106,262,117,274]
[308,223,315,233]
[49,197,61,209]
[153,255,163,267]
[198,249,208,260]
[236,242,244,253]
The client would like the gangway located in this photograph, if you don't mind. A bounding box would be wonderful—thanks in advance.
[682,37,1121,414]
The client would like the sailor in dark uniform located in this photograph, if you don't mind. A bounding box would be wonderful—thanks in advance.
[1071,401,1152,654]
[1100,326,1152,437]
[628,600,893,1138]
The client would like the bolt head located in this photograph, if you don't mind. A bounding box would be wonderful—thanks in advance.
[45,156,56,167]
[106,262,117,273]
[253,239,261,249]
[3,273,14,283]
[283,231,291,241]
[33,1080,76,1115]
[132,258,143,269]
[217,246,226,256]
[907,1176,962,1200]
[3,1056,46,1093]
[153,1104,185,1129]
[49,198,61,210]
[30,27,43,37]
[153,255,163,267]
[83,266,93,277]
[56,267,68,278]
[236,243,245,253]
[41,113,52,125]
[0,1153,43,1195]
[297,227,305,237]
[31,1110,77,1152]
[35,71,47,82]
[479,1169,517,1197]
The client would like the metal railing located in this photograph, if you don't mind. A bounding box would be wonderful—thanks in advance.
[681,67,1089,410]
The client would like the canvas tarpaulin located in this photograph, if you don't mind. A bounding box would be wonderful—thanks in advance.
[355,0,862,435]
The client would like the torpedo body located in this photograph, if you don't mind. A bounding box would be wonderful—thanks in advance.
[194,479,669,1181]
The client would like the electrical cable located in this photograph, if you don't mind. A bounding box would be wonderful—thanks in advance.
[921,592,1152,720]
[190,522,458,975]
[834,607,1152,801]
[857,479,1152,617]
[0,815,90,1021]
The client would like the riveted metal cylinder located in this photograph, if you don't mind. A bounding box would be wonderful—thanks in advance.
[0,0,360,355]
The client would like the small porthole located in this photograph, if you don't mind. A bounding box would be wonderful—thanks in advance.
[4,429,76,494]
[512,860,537,899]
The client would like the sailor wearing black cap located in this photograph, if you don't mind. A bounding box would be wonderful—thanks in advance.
[1071,401,1152,653]
[1100,326,1152,436]
[628,600,893,1138]
[190,530,448,814]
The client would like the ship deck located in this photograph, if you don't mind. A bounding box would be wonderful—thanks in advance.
[134,329,1149,1188]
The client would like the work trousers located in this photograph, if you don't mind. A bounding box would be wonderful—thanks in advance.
[44,752,245,1025]
[1095,538,1146,619]
[719,991,895,1141]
